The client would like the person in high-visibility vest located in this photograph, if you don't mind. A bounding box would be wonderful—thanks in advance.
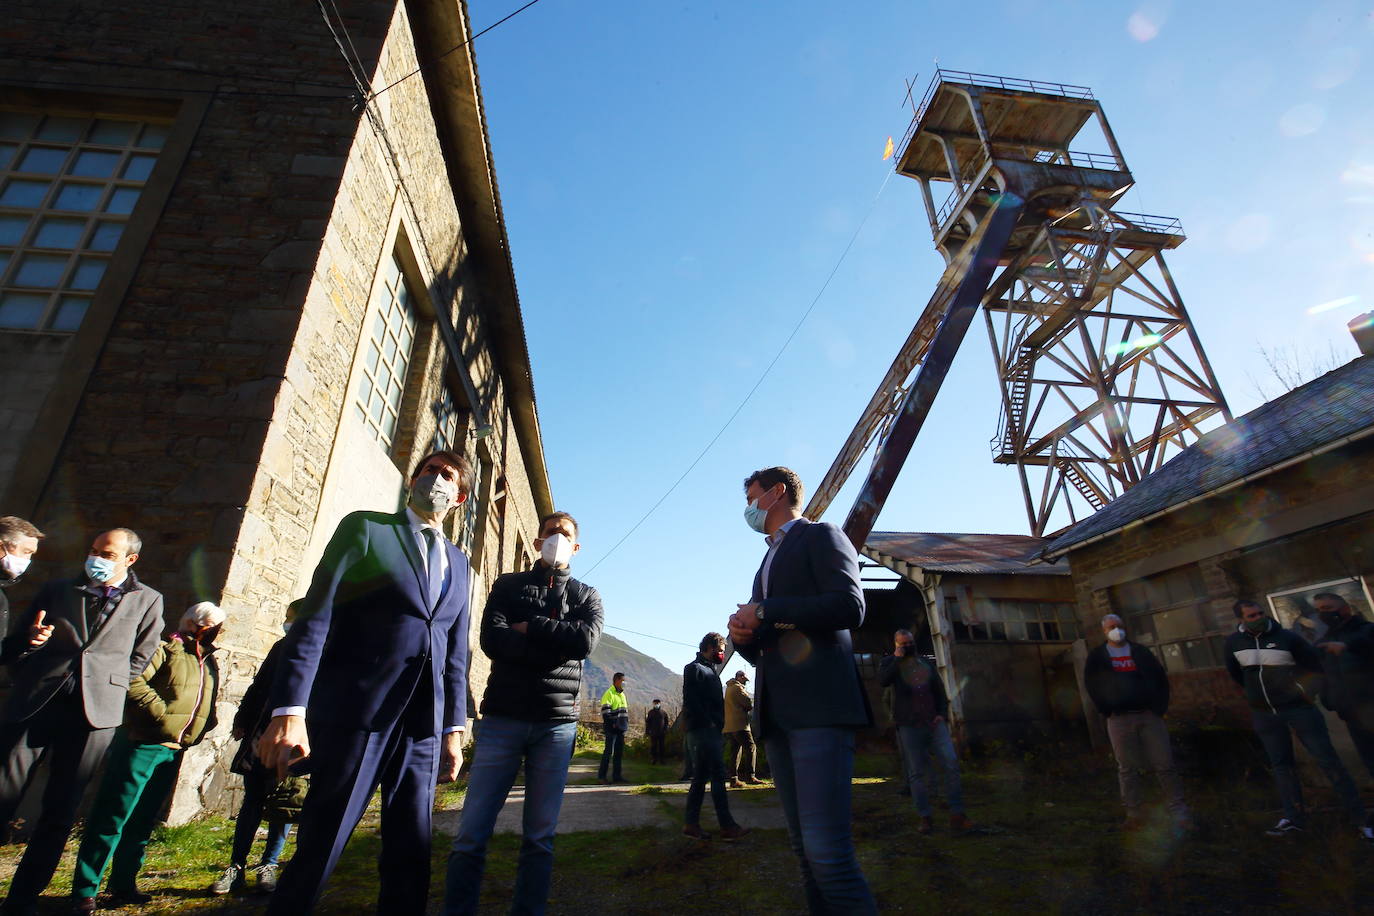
[598,674,629,782]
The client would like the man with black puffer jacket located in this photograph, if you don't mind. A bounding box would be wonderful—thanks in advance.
[1084,614,1188,831]
[443,512,603,916]
[1226,600,1370,842]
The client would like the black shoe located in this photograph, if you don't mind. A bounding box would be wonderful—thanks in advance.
[68,899,96,916]
[682,824,711,840]
[107,888,154,906]
[1,899,38,916]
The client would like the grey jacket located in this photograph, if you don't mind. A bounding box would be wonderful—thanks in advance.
[1,572,164,729]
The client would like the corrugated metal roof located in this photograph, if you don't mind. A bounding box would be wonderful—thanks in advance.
[864,531,1070,576]
[1044,354,1374,557]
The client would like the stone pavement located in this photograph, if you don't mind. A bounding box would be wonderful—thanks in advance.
[434,756,790,836]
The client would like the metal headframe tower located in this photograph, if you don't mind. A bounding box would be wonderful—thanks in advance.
[807,70,1230,544]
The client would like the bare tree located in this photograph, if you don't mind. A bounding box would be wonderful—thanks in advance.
[1247,340,1349,401]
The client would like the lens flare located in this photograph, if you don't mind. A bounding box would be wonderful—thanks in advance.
[1106,333,1163,356]
[1307,295,1359,315]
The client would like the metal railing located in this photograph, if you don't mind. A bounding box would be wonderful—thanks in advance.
[898,69,1097,157]
[1106,211,1185,236]
[1030,148,1121,170]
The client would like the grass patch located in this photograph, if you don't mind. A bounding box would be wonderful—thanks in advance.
[3,744,1373,913]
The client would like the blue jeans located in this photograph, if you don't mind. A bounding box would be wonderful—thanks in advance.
[1252,704,1366,826]
[598,728,624,780]
[231,769,292,868]
[444,717,577,916]
[896,722,964,817]
[685,729,736,829]
[765,727,877,915]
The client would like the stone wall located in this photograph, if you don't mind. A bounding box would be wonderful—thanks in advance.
[1061,436,1374,783]
[0,0,551,822]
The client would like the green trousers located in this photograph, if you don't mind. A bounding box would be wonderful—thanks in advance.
[71,730,181,898]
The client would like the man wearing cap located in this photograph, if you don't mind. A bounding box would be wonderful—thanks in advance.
[69,602,226,912]
[0,527,163,916]
[723,670,759,787]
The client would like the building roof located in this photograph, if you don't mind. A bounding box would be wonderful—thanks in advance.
[864,531,1071,576]
[1043,354,1374,557]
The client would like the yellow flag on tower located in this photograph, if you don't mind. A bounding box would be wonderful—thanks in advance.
[882,136,894,161]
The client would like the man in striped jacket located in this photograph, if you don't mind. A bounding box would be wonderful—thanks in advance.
[1225,600,1369,842]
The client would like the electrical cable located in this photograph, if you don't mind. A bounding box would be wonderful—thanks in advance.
[578,166,899,578]
[369,0,548,101]
[602,624,698,649]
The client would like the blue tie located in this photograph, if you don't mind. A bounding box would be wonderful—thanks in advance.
[422,528,445,609]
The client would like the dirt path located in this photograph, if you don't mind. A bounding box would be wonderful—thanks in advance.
[434,757,790,836]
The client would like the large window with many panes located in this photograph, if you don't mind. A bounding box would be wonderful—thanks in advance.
[355,255,418,449]
[1109,565,1222,672]
[948,595,1083,642]
[0,109,167,332]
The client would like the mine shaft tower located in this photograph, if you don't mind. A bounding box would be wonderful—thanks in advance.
[808,70,1230,542]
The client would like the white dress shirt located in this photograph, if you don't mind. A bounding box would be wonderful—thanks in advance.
[760,517,801,598]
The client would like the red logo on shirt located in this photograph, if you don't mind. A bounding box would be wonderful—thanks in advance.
[1111,656,1138,673]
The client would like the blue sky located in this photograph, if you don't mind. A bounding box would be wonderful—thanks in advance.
[469,0,1374,668]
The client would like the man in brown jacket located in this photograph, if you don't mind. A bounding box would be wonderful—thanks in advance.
[68,602,225,912]
[723,670,760,787]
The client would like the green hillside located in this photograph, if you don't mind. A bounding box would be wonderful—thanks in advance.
[582,632,684,724]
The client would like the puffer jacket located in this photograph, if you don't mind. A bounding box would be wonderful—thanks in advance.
[479,565,604,722]
[1224,618,1324,713]
[124,634,220,747]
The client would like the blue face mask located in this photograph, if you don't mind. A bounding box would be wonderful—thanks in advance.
[743,498,768,533]
[744,489,781,533]
[85,555,118,583]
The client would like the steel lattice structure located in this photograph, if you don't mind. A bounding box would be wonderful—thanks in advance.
[807,70,1230,543]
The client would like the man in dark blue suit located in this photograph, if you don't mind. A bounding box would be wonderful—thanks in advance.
[258,450,474,914]
[729,466,876,915]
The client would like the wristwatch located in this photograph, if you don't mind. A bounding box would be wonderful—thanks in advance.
[756,606,766,622]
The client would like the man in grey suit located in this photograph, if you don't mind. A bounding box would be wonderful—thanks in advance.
[0,528,164,915]
[729,467,876,915]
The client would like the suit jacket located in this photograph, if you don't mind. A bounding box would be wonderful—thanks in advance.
[0,573,164,729]
[735,518,870,736]
[269,510,471,736]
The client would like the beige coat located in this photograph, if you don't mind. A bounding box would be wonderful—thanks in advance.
[723,677,753,733]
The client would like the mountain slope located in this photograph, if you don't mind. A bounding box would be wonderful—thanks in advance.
[582,632,685,723]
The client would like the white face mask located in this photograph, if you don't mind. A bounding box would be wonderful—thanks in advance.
[540,533,574,567]
[1107,627,1126,644]
[1,553,30,578]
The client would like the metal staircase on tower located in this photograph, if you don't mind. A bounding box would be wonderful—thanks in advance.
[805,70,1231,543]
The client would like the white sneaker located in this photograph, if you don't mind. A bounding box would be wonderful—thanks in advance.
[252,862,280,893]
[210,864,245,895]
[1264,818,1303,837]
[1360,825,1374,845]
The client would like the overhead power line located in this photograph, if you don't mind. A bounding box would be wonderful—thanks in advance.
[579,167,899,578]
[370,0,549,100]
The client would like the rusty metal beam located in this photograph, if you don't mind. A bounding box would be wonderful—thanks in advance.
[840,191,1025,550]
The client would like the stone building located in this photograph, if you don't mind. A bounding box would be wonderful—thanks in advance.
[1042,351,1374,781]
[0,0,552,818]
[859,532,1083,744]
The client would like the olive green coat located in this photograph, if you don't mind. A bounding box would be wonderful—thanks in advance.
[124,636,220,748]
